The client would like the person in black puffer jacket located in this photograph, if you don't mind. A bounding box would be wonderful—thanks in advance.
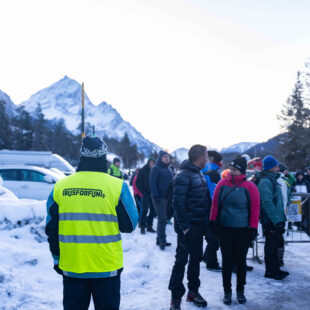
[168,145,211,310]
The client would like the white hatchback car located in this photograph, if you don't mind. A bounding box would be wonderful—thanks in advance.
[0,165,65,200]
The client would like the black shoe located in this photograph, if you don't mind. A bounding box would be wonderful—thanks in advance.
[147,227,156,233]
[236,290,246,304]
[186,290,207,308]
[279,269,290,277]
[264,271,285,280]
[159,245,165,250]
[207,266,222,272]
[157,241,171,246]
[141,227,146,235]
[170,298,181,310]
[246,265,254,272]
[223,292,232,305]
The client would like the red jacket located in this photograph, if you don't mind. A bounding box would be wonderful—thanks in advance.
[210,174,260,229]
[133,174,143,197]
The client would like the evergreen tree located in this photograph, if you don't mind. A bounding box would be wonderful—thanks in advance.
[279,71,310,169]
[11,105,33,150]
[32,103,49,150]
[0,100,12,149]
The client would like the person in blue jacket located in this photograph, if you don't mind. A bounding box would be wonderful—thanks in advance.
[150,150,173,249]
[201,150,222,272]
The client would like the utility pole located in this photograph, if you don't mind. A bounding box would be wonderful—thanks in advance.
[81,82,85,140]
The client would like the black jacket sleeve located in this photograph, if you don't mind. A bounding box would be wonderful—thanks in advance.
[173,171,191,231]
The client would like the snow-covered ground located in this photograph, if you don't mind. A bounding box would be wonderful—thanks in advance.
[1,185,310,310]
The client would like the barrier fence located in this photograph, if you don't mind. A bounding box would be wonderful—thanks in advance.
[251,192,310,264]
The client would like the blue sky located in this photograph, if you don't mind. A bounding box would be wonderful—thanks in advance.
[1,0,310,151]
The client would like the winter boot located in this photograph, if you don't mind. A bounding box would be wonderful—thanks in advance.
[223,292,232,305]
[170,298,181,310]
[186,290,207,308]
[207,265,222,272]
[264,271,285,280]
[147,226,156,233]
[236,290,246,304]
[279,269,289,277]
[140,227,146,235]
[246,265,254,272]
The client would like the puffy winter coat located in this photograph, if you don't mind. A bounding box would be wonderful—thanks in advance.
[258,171,286,226]
[210,174,260,228]
[149,152,173,199]
[173,160,212,232]
[136,163,152,195]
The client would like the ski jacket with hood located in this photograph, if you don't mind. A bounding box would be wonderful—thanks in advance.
[258,171,286,226]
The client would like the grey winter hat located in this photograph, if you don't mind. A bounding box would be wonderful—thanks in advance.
[279,163,287,173]
[80,136,107,158]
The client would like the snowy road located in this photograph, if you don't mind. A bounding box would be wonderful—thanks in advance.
[1,215,310,310]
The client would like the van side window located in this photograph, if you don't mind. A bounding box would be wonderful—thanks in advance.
[0,169,21,181]
[21,170,46,182]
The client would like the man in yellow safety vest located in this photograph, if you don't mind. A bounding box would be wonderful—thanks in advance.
[45,136,138,310]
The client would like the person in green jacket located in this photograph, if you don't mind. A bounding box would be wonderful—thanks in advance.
[258,156,288,281]
[108,158,123,179]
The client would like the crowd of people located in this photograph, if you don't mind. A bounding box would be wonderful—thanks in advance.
[45,136,310,310]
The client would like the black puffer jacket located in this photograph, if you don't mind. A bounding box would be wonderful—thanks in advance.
[173,160,211,232]
[136,162,152,195]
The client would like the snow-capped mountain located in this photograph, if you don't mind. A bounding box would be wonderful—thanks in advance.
[20,76,159,156]
[172,148,188,162]
[221,142,259,154]
[0,90,16,117]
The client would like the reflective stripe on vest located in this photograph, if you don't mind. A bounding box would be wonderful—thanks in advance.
[53,171,123,274]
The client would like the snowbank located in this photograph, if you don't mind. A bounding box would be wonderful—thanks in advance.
[0,182,46,229]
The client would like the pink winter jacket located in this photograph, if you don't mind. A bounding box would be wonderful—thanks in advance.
[210,174,260,229]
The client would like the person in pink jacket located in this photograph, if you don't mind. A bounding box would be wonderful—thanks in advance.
[209,156,260,306]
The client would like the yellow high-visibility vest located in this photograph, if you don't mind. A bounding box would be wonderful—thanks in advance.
[53,171,123,274]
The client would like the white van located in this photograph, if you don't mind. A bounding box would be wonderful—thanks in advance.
[0,150,75,175]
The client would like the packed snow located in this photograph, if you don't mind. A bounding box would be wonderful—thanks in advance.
[1,182,310,310]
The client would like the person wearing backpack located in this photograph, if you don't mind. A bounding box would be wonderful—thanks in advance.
[168,145,211,310]
[209,156,260,305]
[258,156,288,281]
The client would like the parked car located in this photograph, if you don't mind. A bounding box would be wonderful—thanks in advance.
[0,165,65,200]
[0,150,75,175]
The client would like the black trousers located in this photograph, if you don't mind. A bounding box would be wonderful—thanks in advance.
[219,226,250,293]
[168,224,205,299]
[139,192,155,229]
[263,224,282,274]
[63,275,120,310]
[203,224,220,268]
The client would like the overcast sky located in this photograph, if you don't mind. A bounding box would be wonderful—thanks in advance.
[1,0,310,151]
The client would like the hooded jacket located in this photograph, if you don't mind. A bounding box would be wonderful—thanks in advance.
[173,160,212,232]
[149,151,173,199]
[258,171,286,226]
[136,160,153,195]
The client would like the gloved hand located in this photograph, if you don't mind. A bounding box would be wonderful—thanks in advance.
[274,222,285,234]
[209,221,220,236]
[54,264,63,275]
[249,228,258,242]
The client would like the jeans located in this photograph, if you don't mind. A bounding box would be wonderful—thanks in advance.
[152,198,167,245]
[168,224,205,299]
[139,192,155,229]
